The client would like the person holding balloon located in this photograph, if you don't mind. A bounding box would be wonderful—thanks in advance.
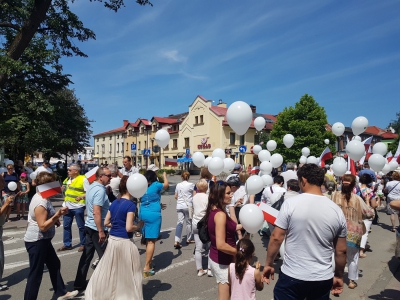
[206,182,242,300]
[139,170,168,277]
[1,164,20,222]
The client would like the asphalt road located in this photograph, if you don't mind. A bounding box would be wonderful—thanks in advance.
[1,175,399,299]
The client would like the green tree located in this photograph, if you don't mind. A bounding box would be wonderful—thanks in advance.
[388,111,400,154]
[270,94,336,162]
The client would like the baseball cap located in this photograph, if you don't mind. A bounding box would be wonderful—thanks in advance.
[147,164,159,172]
[233,163,241,170]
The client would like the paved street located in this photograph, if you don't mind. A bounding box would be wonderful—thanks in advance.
[1,175,399,299]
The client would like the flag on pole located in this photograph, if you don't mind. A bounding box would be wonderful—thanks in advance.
[347,155,357,175]
[257,202,279,225]
[319,147,333,167]
[165,158,178,166]
[363,136,373,161]
[37,181,62,198]
[386,151,393,162]
[85,166,99,184]
[359,155,366,166]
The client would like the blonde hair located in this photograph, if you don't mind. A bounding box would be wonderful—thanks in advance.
[393,171,400,181]
[196,179,208,192]
[181,171,190,181]
[239,171,249,183]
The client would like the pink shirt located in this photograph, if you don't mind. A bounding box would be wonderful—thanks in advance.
[229,263,256,300]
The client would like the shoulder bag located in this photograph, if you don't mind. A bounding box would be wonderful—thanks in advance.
[271,193,285,211]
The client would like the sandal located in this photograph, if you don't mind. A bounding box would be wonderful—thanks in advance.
[348,280,357,289]
[143,269,155,278]
[359,252,367,258]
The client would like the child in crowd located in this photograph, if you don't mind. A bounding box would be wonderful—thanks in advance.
[16,172,30,220]
[229,239,263,299]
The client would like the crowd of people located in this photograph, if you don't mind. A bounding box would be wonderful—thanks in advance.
[0,154,400,299]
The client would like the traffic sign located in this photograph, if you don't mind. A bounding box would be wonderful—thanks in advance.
[131,144,137,151]
[239,145,247,153]
[143,149,151,157]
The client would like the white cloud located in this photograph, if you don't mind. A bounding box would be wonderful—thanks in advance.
[160,50,187,63]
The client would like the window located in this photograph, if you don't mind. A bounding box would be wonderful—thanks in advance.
[102,144,105,154]
[184,137,190,148]
[109,144,112,153]
[230,132,235,145]
[97,145,99,154]
[117,143,119,153]
[173,139,178,149]
[128,130,132,136]
[109,136,112,140]
[240,135,245,145]
[200,115,203,123]
[117,135,119,139]
[103,137,105,141]
[173,156,177,159]
[195,116,198,124]
[153,124,157,132]
[126,143,128,151]
[96,138,99,142]
[254,134,260,145]
[140,127,144,134]
[122,143,124,153]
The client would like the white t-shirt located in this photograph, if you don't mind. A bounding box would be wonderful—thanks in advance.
[120,166,138,176]
[231,185,250,208]
[261,185,286,206]
[280,170,298,189]
[386,180,400,201]
[275,193,347,281]
[175,181,195,209]
[35,166,52,174]
[192,193,208,228]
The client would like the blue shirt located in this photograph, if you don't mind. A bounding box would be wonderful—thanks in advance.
[85,182,110,231]
[109,198,136,239]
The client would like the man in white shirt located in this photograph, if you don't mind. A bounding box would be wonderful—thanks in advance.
[35,160,53,174]
[262,164,347,298]
[280,162,297,190]
[284,179,300,200]
[118,156,138,177]
[261,175,286,206]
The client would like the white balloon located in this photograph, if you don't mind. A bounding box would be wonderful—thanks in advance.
[192,152,205,168]
[324,139,330,145]
[283,134,295,148]
[351,116,368,136]
[126,173,148,198]
[30,172,37,180]
[223,158,235,173]
[208,157,224,176]
[253,145,262,155]
[245,176,264,195]
[353,136,361,141]
[389,160,399,171]
[381,163,391,175]
[239,204,264,234]
[333,157,346,164]
[8,182,17,191]
[212,148,226,160]
[154,129,170,148]
[346,140,365,161]
[306,156,318,165]
[299,156,307,164]
[301,147,310,157]
[372,142,387,156]
[258,150,271,162]
[226,101,253,136]
[332,122,345,137]
[261,174,273,186]
[260,161,273,174]
[204,157,212,167]
[368,154,385,172]
[266,140,277,151]
[332,161,347,176]
[254,117,266,131]
[270,153,283,168]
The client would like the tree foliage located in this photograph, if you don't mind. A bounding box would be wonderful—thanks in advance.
[388,111,400,154]
[270,94,336,162]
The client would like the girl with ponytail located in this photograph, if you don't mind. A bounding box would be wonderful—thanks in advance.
[228,239,263,300]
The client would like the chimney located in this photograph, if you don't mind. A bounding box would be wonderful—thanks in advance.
[250,105,256,113]
[123,120,129,127]
[217,99,227,108]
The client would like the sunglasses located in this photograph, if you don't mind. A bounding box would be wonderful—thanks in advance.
[102,174,112,178]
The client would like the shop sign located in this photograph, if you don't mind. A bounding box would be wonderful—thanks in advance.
[198,137,211,149]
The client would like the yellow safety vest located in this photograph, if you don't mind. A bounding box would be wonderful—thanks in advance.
[64,175,86,204]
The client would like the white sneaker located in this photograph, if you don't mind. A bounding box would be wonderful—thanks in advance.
[197,270,207,277]
[57,290,79,300]
[0,285,8,291]
[207,269,213,277]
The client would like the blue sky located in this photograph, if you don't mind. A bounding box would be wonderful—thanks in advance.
[62,0,400,141]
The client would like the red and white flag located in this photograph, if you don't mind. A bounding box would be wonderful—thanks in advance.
[85,166,99,183]
[347,155,357,175]
[165,158,178,166]
[363,136,373,161]
[257,202,279,226]
[319,147,333,167]
[37,181,62,198]
[386,151,393,162]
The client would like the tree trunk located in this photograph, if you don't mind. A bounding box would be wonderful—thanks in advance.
[0,0,52,87]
